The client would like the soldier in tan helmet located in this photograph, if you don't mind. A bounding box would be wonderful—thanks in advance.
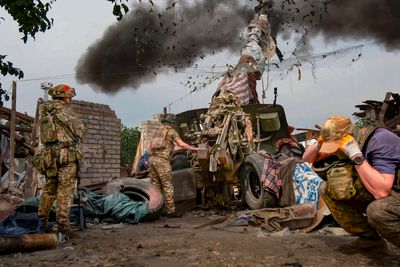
[148,113,198,218]
[303,115,400,248]
[34,84,86,240]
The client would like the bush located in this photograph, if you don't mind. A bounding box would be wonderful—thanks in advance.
[120,125,140,168]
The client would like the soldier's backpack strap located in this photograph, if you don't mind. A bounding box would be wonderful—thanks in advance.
[352,126,377,152]
[393,168,400,193]
[39,102,58,144]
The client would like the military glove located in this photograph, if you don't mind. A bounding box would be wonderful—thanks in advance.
[339,135,362,160]
[317,135,324,149]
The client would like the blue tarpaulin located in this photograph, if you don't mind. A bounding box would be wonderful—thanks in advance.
[82,189,149,223]
[10,188,150,232]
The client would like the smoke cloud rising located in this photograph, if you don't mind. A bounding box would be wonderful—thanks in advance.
[76,0,400,93]
[75,0,254,93]
[317,0,400,50]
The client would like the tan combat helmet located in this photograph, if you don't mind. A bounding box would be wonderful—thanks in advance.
[160,113,176,125]
[48,84,76,99]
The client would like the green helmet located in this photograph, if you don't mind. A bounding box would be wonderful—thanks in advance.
[48,84,76,98]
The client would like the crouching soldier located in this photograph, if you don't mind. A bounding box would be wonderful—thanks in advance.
[33,84,86,240]
[303,115,400,248]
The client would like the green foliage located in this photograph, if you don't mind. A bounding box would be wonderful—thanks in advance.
[106,0,130,21]
[0,55,24,105]
[0,0,55,105]
[120,124,140,167]
[0,0,55,43]
[354,117,368,128]
[0,0,132,105]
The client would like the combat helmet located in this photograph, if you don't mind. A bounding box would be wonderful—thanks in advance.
[160,113,176,125]
[48,84,76,98]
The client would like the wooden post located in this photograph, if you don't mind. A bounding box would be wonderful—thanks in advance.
[0,142,3,192]
[25,99,42,197]
[377,92,392,127]
[7,81,17,190]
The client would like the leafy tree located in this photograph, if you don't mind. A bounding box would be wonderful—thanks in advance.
[0,0,54,105]
[0,0,132,105]
[108,0,130,21]
[354,117,368,128]
[0,56,24,105]
[120,124,140,167]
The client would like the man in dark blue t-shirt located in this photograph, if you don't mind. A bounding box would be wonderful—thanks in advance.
[303,115,400,248]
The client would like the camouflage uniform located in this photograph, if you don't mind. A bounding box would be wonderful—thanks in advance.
[148,125,180,214]
[36,84,86,234]
[315,116,400,247]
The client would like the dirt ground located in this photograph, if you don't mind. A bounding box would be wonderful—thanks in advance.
[0,210,399,267]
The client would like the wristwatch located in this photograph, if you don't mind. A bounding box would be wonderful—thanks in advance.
[352,155,365,165]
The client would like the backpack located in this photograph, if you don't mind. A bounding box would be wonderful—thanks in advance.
[149,126,170,151]
[39,102,59,144]
[39,101,86,145]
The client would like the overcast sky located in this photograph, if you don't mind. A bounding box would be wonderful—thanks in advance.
[0,0,399,129]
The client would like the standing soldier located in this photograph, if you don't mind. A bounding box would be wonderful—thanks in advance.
[148,113,197,218]
[36,84,86,240]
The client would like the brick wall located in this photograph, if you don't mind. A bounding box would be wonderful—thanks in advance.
[132,114,166,171]
[139,114,163,152]
[71,100,121,186]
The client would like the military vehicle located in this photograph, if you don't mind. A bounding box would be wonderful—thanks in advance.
[170,92,292,210]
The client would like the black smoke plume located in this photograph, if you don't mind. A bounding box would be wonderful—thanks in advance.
[75,0,254,93]
[318,0,400,50]
[76,0,400,93]
[273,0,400,51]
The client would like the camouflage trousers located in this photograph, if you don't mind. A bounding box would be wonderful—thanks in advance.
[38,162,77,233]
[148,155,175,214]
[322,179,400,248]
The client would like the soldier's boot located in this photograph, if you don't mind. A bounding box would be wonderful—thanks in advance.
[39,219,53,233]
[358,229,381,241]
[57,225,79,242]
[62,230,80,240]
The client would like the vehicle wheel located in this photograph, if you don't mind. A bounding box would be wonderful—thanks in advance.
[240,154,278,210]
[106,178,164,222]
[171,152,190,171]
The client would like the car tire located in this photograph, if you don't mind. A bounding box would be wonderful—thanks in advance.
[106,178,164,222]
[240,154,278,210]
[171,151,190,171]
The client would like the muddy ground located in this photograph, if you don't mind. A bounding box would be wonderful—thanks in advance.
[0,210,399,267]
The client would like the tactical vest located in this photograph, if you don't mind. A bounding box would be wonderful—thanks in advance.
[149,125,171,152]
[312,126,377,201]
[352,126,377,154]
[39,102,59,144]
[39,100,85,145]
[34,100,85,177]
[314,126,400,199]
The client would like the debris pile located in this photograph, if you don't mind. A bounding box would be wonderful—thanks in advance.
[353,92,400,133]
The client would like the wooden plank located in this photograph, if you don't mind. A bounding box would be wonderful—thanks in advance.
[0,106,34,123]
[8,81,17,190]
[377,92,392,127]
[384,114,400,129]
[0,139,2,190]
[0,113,26,125]
[25,99,42,197]
[0,124,32,133]
[0,129,27,143]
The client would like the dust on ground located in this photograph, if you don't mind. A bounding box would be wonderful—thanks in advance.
[0,210,399,267]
